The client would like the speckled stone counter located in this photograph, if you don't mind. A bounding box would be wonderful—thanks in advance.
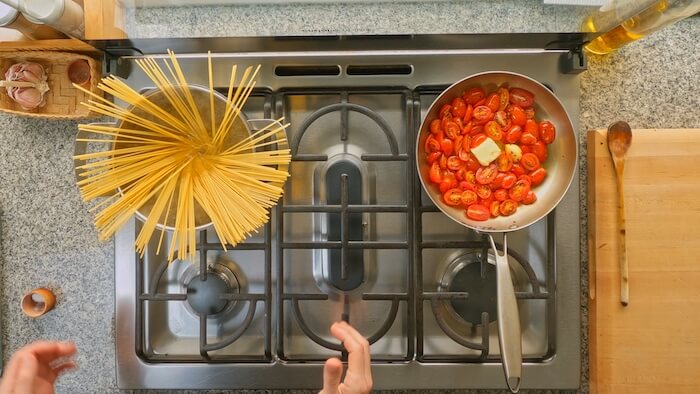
[0,5,698,393]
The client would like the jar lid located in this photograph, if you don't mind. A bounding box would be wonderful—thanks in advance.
[0,4,19,27]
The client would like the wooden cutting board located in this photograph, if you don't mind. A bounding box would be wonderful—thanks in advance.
[588,128,700,394]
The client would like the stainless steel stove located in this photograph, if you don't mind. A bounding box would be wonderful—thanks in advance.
[112,35,581,391]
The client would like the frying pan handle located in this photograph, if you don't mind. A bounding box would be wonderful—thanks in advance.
[488,234,522,393]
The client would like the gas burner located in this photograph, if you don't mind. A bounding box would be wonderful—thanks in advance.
[180,254,246,318]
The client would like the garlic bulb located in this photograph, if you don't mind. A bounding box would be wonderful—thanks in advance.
[3,62,50,110]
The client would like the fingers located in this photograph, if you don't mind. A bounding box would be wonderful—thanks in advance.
[320,357,342,394]
[330,321,372,391]
[14,353,38,394]
[22,341,77,364]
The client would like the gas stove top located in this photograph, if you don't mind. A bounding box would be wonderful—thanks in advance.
[113,37,581,390]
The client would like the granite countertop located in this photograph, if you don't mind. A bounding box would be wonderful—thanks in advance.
[0,3,698,393]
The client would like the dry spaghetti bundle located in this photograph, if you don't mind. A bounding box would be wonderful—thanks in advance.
[74,50,291,262]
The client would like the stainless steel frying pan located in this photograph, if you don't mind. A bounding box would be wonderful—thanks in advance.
[416,71,577,393]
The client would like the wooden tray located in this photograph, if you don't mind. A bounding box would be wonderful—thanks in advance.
[588,128,700,394]
[0,51,100,119]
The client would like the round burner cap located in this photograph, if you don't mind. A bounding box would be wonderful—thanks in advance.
[186,273,231,315]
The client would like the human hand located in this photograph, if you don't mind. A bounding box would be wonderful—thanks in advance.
[0,341,77,394]
[320,321,372,394]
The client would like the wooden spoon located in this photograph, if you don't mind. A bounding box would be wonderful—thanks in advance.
[607,121,632,306]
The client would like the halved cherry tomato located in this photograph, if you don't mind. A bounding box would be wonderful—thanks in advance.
[505,125,523,144]
[520,144,532,154]
[439,104,452,118]
[520,132,537,145]
[531,141,548,163]
[440,138,454,156]
[463,104,474,123]
[475,164,498,185]
[470,133,488,149]
[466,204,490,221]
[443,188,463,206]
[518,174,532,185]
[463,155,480,171]
[525,119,539,139]
[509,105,527,126]
[461,180,476,192]
[446,156,463,171]
[463,87,486,105]
[461,189,478,206]
[430,119,442,134]
[509,179,531,202]
[469,124,484,136]
[501,172,517,189]
[509,88,534,108]
[485,93,500,112]
[457,136,472,161]
[539,120,556,144]
[522,190,537,205]
[499,199,519,216]
[444,121,460,140]
[476,184,491,199]
[530,167,547,186]
[521,152,541,171]
[496,152,513,172]
[511,163,526,176]
[473,106,493,125]
[490,200,501,217]
[494,188,508,201]
[480,195,494,210]
[429,162,442,184]
[494,110,511,130]
[427,152,441,165]
[440,114,453,131]
[439,172,457,193]
[425,135,441,153]
[491,172,505,189]
[484,121,503,141]
[497,87,509,111]
[451,97,467,118]
[463,170,476,184]
[439,154,447,169]
[525,107,536,119]
[474,98,486,107]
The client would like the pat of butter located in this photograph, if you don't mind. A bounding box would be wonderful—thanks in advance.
[470,137,501,166]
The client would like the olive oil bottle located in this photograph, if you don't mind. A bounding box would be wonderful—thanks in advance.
[582,0,700,55]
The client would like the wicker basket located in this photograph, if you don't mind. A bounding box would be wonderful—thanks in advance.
[0,51,100,119]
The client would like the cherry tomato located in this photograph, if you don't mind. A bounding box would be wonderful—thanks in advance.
[509,88,534,108]
[440,138,454,156]
[496,152,513,172]
[455,167,467,181]
[497,87,510,111]
[427,151,441,165]
[518,174,532,185]
[539,120,556,144]
[509,179,531,202]
[429,162,442,184]
[511,163,526,176]
[499,199,519,216]
[440,114,453,131]
[491,172,505,189]
[461,189,478,206]
[463,104,474,123]
[520,132,538,145]
[485,93,500,112]
[463,87,486,105]
[451,97,467,118]
[525,119,539,139]
[446,156,463,171]
[425,135,441,153]
[443,188,463,206]
[490,200,501,217]
[504,125,522,144]
[521,152,541,171]
[522,190,537,205]
[466,204,490,221]
[475,164,498,185]
[439,154,447,169]
[476,184,492,199]
[525,107,536,119]
[530,167,547,186]
[494,110,511,129]
[473,105,493,125]
[430,119,442,134]
[439,172,457,193]
[494,188,508,201]
[461,181,477,192]
[444,121,460,140]
[480,195,494,210]
[509,105,527,126]
[463,155,480,171]
[484,121,503,141]
[470,133,487,149]
[501,172,517,189]
[469,124,484,136]
[463,170,476,184]
[520,144,532,154]
[457,136,472,160]
[531,141,548,163]
[439,104,452,118]
[474,98,486,107]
